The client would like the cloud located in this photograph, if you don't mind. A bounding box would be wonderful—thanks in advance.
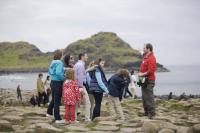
[0,0,200,65]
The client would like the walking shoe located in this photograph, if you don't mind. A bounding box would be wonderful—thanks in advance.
[46,113,54,118]
[55,120,66,124]
[143,112,148,116]
[148,113,156,119]
[75,120,80,123]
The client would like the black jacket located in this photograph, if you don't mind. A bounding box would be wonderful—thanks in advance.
[108,74,127,101]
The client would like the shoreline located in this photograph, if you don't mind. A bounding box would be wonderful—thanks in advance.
[1,88,199,100]
[0,67,170,75]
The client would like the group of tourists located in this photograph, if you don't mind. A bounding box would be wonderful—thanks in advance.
[44,43,157,124]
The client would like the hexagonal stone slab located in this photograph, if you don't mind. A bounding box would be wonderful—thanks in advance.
[92,125,119,131]
[98,121,121,126]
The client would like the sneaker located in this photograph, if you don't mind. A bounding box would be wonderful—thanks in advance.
[55,120,66,124]
[46,113,54,118]
[75,120,80,123]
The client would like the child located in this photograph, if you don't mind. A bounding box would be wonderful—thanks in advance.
[62,69,81,124]
[108,69,129,121]
[30,93,38,107]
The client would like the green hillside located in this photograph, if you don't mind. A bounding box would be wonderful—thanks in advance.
[0,32,168,73]
[63,32,142,69]
[0,41,52,72]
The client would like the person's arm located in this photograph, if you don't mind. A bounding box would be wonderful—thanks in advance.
[119,80,127,101]
[56,63,65,81]
[95,71,109,94]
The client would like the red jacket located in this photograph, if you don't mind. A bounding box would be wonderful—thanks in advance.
[62,80,81,105]
[140,52,156,81]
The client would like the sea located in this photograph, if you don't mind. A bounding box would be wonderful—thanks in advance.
[0,66,199,96]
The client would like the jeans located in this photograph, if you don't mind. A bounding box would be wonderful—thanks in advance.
[47,80,63,120]
[92,92,103,120]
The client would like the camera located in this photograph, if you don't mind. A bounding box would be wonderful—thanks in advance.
[137,76,148,87]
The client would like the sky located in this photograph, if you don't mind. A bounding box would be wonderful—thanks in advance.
[0,0,200,66]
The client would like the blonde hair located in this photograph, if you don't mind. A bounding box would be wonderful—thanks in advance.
[65,68,75,80]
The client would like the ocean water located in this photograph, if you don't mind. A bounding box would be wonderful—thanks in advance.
[0,66,199,96]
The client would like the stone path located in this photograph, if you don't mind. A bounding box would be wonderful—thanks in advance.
[0,91,200,132]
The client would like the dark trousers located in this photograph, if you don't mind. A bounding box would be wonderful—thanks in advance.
[30,97,37,106]
[47,81,62,120]
[141,80,155,115]
[38,92,47,106]
[17,92,22,101]
[46,88,51,103]
[92,92,103,120]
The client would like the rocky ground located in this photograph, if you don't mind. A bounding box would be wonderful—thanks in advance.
[0,88,200,133]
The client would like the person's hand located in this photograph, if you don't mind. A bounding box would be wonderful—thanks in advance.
[139,72,143,77]
[79,88,85,95]
[105,90,109,95]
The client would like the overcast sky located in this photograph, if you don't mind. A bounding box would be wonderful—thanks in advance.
[0,0,199,66]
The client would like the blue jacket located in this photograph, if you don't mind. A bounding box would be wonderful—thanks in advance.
[48,60,65,81]
[89,66,109,93]
[108,74,127,101]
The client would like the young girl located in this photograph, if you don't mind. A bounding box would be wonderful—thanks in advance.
[62,69,81,124]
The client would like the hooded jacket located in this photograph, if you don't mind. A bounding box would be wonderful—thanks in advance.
[48,60,65,81]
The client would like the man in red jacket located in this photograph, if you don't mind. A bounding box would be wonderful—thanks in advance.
[139,43,156,119]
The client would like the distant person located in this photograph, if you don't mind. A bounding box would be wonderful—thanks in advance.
[16,85,22,101]
[74,53,91,122]
[129,68,137,98]
[62,69,81,124]
[139,43,157,119]
[30,93,37,107]
[37,73,47,107]
[90,58,109,120]
[168,92,173,100]
[86,60,95,119]
[179,92,188,101]
[108,69,129,121]
[46,50,65,124]
[44,75,51,104]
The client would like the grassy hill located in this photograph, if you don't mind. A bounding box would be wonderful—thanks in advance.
[63,32,142,70]
[0,41,53,73]
[0,32,169,73]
